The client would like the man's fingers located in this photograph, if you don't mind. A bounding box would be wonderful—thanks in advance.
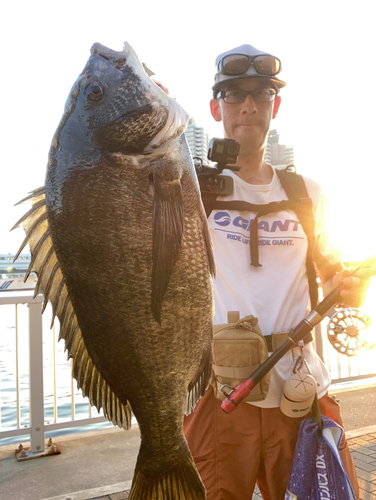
[342,276,360,288]
[331,266,375,307]
[152,78,169,95]
[353,268,376,279]
[339,286,367,307]
[339,289,354,299]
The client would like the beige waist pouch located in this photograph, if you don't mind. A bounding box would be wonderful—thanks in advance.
[211,312,270,402]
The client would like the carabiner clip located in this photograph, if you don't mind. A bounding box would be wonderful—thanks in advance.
[220,384,236,398]
[292,355,304,373]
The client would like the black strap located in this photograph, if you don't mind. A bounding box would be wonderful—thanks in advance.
[201,167,319,308]
[264,332,314,352]
[312,393,323,435]
[276,169,318,308]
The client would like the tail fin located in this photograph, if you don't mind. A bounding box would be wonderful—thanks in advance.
[129,454,206,500]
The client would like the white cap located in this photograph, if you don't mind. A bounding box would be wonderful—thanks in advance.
[213,44,286,96]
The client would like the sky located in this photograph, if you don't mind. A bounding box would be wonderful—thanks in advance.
[1,0,375,260]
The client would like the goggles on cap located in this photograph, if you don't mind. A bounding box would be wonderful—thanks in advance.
[217,53,282,77]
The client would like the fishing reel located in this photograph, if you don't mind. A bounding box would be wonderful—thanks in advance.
[327,307,375,356]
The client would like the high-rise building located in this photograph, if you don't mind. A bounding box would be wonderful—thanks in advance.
[184,121,293,169]
[0,253,31,278]
[185,118,210,165]
[265,129,294,168]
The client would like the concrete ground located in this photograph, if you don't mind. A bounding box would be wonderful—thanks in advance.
[0,426,138,500]
[1,383,376,500]
[333,383,376,433]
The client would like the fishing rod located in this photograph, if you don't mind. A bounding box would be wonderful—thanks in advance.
[221,254,376,414]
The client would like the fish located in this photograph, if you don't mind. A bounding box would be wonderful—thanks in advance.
[13,42,215,500]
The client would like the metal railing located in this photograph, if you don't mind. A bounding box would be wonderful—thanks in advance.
[0,291,109,457]
[1,286,376,457]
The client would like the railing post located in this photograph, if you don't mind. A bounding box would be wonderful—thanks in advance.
[28,300,45,453]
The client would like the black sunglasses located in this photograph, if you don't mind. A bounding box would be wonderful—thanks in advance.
[218,53,282,77]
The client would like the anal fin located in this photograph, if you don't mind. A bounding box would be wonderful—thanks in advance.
[186,347,212,415]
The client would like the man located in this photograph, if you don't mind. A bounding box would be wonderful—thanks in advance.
[184,43,374,499]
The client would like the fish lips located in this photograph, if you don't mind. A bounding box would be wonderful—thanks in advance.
[91,43,129,70]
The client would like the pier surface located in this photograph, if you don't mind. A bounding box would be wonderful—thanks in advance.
[1,384,376,500]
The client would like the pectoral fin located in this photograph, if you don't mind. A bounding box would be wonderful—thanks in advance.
[151,174,184,324]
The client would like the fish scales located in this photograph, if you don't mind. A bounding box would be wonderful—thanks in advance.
[13,42,215,499]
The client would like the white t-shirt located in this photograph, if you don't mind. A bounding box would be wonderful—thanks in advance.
[209,167,341,408]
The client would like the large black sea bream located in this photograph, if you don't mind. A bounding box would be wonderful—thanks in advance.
[13,42,215,500]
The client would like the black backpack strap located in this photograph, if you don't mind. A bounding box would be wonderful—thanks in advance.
[276,168,318,308]
[202,193,218,218]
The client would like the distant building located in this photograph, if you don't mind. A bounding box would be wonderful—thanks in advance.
[265,129,294,168]
[185,118,210,165]
[185,121,294,170]
[0,253,31,279]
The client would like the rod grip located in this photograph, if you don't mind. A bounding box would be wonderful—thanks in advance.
[221,379,256,414]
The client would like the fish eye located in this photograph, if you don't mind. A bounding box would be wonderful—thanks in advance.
[86,83,104,101]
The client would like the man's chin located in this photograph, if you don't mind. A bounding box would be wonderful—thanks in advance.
[234,132,266,151]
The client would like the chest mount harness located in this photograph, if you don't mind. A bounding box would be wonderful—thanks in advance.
[201,167,319,309]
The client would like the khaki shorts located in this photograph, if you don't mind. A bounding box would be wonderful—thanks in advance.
[184,386,358,500]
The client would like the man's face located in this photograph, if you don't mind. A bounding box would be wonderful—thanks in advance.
[210,78,281,156]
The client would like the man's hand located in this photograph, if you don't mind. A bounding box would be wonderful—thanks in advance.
[152,78,169,95]
[328,267,376,307]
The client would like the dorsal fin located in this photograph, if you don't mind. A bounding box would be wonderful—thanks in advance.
[12,188,132,429]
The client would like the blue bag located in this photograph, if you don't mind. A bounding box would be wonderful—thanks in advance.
[285,415,355,500]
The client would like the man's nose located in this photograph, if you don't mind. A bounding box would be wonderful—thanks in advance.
[241,94,257,113]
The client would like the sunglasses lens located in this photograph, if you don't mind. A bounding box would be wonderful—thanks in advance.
[222,54,249,75]
[254,55,281,76]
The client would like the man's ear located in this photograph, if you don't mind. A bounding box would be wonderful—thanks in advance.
[272,95,281,119]
[210,99,222,122]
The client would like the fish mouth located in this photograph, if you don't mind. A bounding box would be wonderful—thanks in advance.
[91,42,147,75]
[123,102,159,119]
[91,43,129,70]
